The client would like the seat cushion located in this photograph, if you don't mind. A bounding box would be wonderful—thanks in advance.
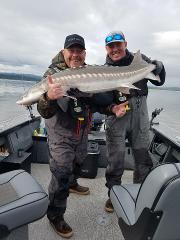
[135,164,178,221]
[110,184,140,225]
[0,170,48,231]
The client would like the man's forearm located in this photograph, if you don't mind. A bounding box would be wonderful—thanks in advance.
[37,93,58,119]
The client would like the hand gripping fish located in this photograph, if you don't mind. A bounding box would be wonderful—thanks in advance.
[16,50,160,106]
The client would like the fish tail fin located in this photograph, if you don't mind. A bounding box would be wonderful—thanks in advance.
[130,50,148,67]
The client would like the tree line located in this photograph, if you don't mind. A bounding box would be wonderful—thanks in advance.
[0,72,41,81]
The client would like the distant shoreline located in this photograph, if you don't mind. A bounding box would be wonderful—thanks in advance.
[149,86,180,91]
[0,72,41,81]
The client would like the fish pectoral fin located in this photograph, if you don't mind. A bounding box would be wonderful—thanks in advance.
[146,72,161,82]
[120,83,140,90]
[117,87,130,94]
[117,85,140,94]
[118,83,141,94]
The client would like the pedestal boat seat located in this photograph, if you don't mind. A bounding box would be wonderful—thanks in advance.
[0,169,48,239]
[110,163,180,240]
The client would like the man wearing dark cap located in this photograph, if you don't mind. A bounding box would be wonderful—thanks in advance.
[103,31,166,213]
[37,34,95,238]
[64,34,85,48]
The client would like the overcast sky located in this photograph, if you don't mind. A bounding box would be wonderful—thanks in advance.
[0,0,180,86]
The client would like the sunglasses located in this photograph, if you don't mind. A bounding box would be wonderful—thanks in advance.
[105,34,125,44]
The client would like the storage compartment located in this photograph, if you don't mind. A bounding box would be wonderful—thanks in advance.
[32,136,49,164]
[0,117,41,173]
[149,133,169,164]
[79,141,100,179]
[0,152,32,174]
[88,131,107,168]
[171,149,180,162]
[7,125,33,153]
[0,137,9,161]
[88,132,135,170]
[149,127,180,165]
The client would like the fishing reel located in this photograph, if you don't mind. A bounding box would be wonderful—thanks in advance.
[150,107,163,129]
[26,105,35,119]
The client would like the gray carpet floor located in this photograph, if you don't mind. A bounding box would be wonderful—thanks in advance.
[29,163,133,240]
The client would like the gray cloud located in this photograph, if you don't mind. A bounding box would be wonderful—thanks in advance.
[0,0,180,85]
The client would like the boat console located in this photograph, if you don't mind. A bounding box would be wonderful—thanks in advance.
[149,124,180,165]
[0,117,41,174]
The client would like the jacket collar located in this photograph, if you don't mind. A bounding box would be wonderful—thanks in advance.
[51,50,68,70]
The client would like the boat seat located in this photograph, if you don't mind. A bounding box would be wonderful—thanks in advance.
[110,163,180,240]
[0,169,48,239]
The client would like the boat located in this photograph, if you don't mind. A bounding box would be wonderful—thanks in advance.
[0,108,180,240]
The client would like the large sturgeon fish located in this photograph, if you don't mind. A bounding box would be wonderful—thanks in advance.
[16,50,159,106]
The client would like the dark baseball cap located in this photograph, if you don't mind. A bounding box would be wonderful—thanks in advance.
[64,34,86,49]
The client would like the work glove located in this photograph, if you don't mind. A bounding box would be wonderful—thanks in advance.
[67,88,92,98]
[151,60,163,76]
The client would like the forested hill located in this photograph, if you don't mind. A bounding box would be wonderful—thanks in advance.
[0,72,42,81]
